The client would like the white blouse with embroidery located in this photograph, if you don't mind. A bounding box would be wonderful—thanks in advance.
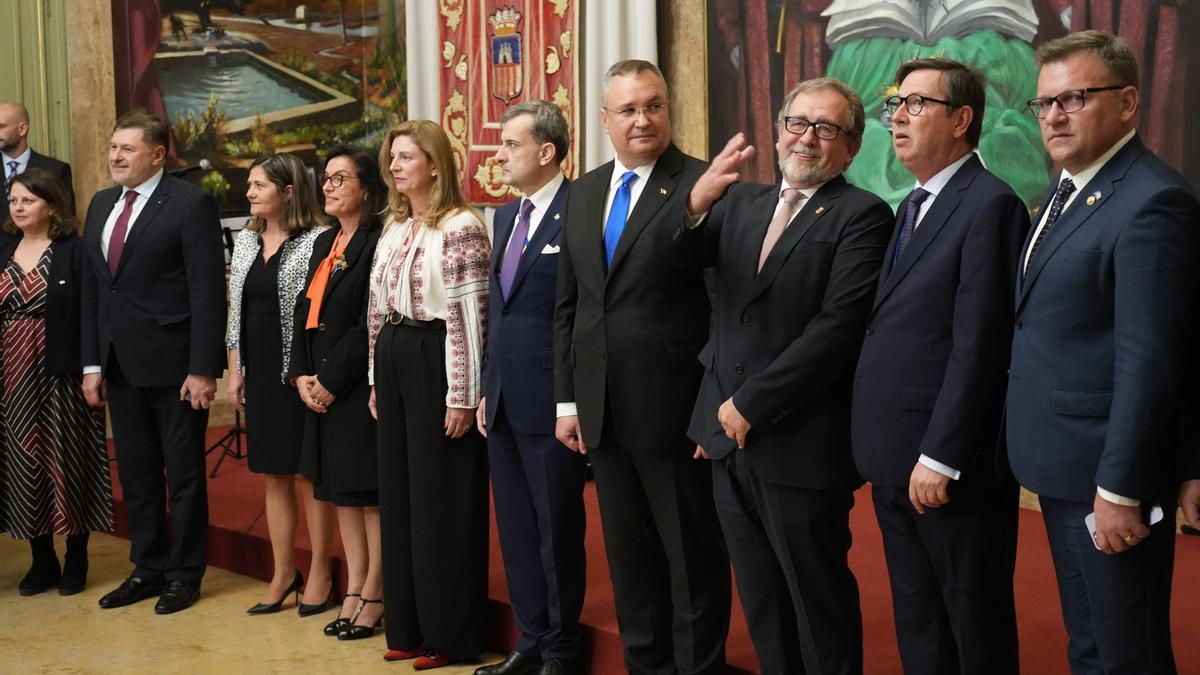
[366,209,491,408]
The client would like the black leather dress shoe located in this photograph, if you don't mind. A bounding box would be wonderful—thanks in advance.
[98,576,164,609]
[154,579,201,614]
[540,658,580,675]
[474,651,543,675]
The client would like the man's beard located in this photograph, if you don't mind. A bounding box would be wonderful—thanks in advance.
[779,143,836,187]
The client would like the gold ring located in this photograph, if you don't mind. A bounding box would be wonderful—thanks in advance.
[1123,534,1135,543]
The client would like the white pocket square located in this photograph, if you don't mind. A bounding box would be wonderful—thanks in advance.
[540,244,560,254]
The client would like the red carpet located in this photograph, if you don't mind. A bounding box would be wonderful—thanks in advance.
[108,426,1200,673]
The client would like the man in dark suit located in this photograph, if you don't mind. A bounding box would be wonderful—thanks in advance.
[1007,31,1200,673]
[80,108,226,614]
[554,60,730,674]
[851,58,1028,675]
[475,101,586,675]
[0,102,74,219]
[661,77,893,674]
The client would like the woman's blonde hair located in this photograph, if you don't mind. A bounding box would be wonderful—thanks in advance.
[379,120,474,228]
[245,153,324,234]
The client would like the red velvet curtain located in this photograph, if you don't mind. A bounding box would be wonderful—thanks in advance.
[112,0,174,157]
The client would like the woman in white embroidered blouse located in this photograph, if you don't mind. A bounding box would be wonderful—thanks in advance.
[225,153,334,616]
[366,120,491,668]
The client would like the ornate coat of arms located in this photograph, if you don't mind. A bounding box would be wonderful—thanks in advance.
[489,7,523,104]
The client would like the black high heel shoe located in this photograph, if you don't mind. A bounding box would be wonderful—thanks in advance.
[337,597,384,640]
[298,578,335,617]
[324,593,361,636]
[246,570,303,615]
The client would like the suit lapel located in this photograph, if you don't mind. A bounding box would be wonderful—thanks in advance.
[582,163,613,285]
[88,187,123,283]
[743,177,846,308]
[1018,138,1146,309]
[113,176,171,279]
[506,179,568,303]
[322,223,372,302]
[607,146,683,277]
[872,158,982,310]
[491,200,518,280]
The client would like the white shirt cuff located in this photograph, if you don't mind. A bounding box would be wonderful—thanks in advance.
[556,402,578,418]
[685,211,708,230]
[83,366,102,375]
[918,454,961,480]
[1097,486,1140,506]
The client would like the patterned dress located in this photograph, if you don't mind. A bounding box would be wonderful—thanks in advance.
[0,248,111,539]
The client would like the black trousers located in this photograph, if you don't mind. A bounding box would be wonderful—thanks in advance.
[375,322,488,659]
[1039,494,1176,674]
[105,353,209,582]
[871,477,1020,675]
[713,450,861,675]
[488,404,588,660]
[588,408,730,675]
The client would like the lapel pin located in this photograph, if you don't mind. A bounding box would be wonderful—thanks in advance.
[553,213,560,220]
[58,279,66,285]
[659,187,668,196]
[1086,191,1102,206]
[814,206,825,215]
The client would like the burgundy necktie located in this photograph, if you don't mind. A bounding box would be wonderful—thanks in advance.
[758,188,804,272]
[499,199,534,299]
[108,190,138,276]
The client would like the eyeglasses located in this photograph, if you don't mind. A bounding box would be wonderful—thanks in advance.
[1025,86,1126,119]
[603,103,669,121]
[781,116,849,141]
[319,173,357,188]
[884,94,957,116]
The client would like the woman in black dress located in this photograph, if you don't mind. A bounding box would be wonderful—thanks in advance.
[289,146,388,639]
[225,153,332,614]
[0,169,111,595]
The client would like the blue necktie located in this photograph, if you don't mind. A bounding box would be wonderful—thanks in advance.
[893,187,931,266]
[604,171,639,267]
[499,199,534,299]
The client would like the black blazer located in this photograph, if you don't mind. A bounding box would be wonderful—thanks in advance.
[80,174,226,386]
[0,234,87,375]
[1,150,74,222]
[289,221,381,487]
[482,178,568,434]
[554,144,710,451]
[1007,137,1200,504]
[660,175,893,489]
[852,156,1030,487]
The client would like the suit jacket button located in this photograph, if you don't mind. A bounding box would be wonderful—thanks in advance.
[318,323,326,331]
[735,364,744,374]
[740,313,750,324]
[865,327,874,336]
[600,352,606,361]
[606,307,615,317]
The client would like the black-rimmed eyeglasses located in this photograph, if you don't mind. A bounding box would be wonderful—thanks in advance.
[884,94,958,116]
[319,173,358,188]
[1025,86,1126,119]
[781,116,849,141]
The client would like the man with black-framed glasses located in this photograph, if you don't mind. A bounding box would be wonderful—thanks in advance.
[659,77,893,674]
[1007,30,1200,674]
[854,57,1028,675]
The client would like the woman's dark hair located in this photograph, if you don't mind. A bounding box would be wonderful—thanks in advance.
[322,145,388,229]
[4,168,76,240]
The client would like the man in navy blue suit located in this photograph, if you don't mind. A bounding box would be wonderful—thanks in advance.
[476,100,585,675]
[1008,30,1200,673]
[851,58,1028,675]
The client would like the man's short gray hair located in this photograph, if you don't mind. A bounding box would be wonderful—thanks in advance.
[501,100,570,163]
[601,59,668,101]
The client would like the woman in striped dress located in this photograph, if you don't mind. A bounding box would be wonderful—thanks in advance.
[0,169,111,596]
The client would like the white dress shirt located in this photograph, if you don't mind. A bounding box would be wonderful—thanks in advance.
[3,147,31,181]
[101,169,165,260]
[502,172,565,252]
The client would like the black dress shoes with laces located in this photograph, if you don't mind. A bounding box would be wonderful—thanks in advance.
[474,651,543,675]
[154,579,201,614]
[98,576,164,609]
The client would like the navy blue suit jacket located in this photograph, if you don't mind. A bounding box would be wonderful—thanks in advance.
[1007,136,1200,504]
[482,178,568,434]
[852,156,1030,487]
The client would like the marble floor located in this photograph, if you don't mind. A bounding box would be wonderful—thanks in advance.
[0,532,501,674]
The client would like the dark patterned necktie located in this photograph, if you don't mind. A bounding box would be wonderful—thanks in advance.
[1024,177,1076,275]
[893,187,931,265]
[4,160,17,195]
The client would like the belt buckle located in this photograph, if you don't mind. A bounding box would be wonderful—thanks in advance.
[386,311,403,325]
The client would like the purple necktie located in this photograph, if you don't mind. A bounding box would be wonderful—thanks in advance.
[108,191,139,276]
[499,199,534,299]
[4,160,17,195]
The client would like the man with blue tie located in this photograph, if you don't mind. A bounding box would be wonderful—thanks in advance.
[554,60,730,674]
[851,58,1028,674]
[475,101,585,675]
[1007,31,1200,673]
